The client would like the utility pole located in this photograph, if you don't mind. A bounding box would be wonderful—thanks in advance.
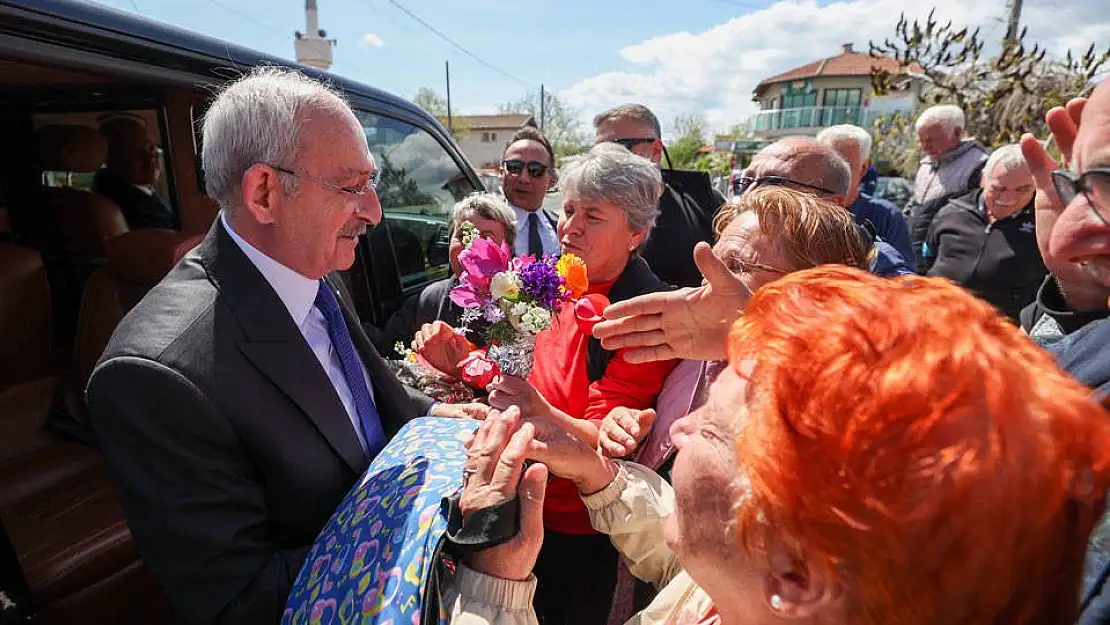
[1004,0,1023,46]
[539,84,546,131]
[445,60,453,135]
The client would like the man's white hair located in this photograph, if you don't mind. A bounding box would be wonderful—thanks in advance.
[816,124,873,161]
[983,144,1028,179]
[915,104,966,133]
[201,66,350,210]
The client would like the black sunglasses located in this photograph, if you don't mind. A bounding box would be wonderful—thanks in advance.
[610,138,656,151]
[502,159,549,178]
[737,175,838,197]
[1051,168,1110,225]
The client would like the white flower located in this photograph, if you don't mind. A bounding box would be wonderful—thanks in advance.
[520,307,552,333]
[489,271,521,301]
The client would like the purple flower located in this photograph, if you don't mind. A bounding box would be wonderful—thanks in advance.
[519,257,567,310]
[482,303,505,323]
[450,238,512,308]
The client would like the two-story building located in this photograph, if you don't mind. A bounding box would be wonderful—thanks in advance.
[451,114,537,171]
[746,43,922,139]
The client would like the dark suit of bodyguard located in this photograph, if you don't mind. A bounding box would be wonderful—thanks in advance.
[86,68,431,625]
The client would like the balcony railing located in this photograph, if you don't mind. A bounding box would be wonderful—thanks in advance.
[747,106,874,133]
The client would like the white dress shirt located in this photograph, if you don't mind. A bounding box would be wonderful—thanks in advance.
[221,213,376,452]
[511,204,560,258]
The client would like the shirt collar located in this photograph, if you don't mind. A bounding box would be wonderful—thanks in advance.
[220,212,319,327]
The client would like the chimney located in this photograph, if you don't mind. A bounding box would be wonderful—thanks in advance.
[841,42,854,54]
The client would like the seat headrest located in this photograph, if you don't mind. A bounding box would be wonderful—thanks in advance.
[36,125,108,173]
[105,229,202,285]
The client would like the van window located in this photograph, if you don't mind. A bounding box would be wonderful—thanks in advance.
[357,110,476,289]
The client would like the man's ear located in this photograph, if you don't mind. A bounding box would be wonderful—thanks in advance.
[240,163,283,225]
[763,551,843,619]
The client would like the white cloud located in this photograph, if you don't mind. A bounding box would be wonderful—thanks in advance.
[359,32,385,48]
[560,0,1110,138]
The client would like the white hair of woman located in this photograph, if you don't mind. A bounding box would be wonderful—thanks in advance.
[915,104,966,132]
[559,142,663,248]
[815,124,873,161]
[449,192,518,248]
[201,66,351,210]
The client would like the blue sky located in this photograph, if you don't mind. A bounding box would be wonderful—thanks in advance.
[93,0,1110,135]
[94,0,759,113]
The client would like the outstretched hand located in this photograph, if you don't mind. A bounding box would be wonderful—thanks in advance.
[593,242,749,363]
[412,320,472,378]
[1021,98,1086,216]
[598,407,656,458]
[460,407,548,582]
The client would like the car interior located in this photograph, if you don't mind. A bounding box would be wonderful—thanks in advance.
[0,33,473,624]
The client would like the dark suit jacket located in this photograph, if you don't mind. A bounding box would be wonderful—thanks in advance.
[643,170,725,288]
[92,168,177,230]
[86,221,433,625]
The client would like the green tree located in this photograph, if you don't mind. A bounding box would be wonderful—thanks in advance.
[500,90,588,161]
[869,10,1109,170]
[412,87,447,117]
[666,111,709,170]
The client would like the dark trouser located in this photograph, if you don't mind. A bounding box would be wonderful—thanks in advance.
[533,529,619,625]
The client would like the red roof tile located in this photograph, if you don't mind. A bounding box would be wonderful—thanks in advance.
[755,46,922,93]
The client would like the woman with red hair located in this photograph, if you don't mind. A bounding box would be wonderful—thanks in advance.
[446,265,1110,625]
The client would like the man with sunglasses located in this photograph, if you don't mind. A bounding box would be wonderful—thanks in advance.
[592,104,726,288]
[500,126,561,258]
[1018,80,1110,625]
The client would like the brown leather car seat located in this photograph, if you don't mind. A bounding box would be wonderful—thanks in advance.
[0,244,59,461]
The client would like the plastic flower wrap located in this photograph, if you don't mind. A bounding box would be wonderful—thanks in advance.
[449,222,588,377]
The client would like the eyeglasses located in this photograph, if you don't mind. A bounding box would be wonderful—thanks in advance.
[609,138,656,151]
[727,256,790,276]
[502,159,550,178]
[1051,168,1110,225]
[265,164,381,196]
[737,175,838,197]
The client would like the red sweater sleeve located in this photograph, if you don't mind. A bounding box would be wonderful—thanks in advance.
[582,350,678,422]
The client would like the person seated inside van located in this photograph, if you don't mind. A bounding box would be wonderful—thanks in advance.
[94,114,176,230]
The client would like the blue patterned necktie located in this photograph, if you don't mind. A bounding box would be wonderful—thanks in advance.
[314,281,386,457]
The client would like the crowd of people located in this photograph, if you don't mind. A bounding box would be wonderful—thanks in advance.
[84,63,1110,625]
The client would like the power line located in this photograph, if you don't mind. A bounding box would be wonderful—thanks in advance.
[199,0,286,36]
[383,0,533,88]
[127,0,142,14]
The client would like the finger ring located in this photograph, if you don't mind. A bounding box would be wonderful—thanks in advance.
[462,468,477,481]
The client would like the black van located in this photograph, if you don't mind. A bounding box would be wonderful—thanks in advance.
[0,1,478,622]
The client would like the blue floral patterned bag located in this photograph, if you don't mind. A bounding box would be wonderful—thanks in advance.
[282,416,478,625]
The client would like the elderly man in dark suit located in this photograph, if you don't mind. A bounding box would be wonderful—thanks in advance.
[86,67,439,625]
[93,114,177,230]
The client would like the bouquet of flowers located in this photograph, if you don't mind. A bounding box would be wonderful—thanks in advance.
[449,221,588,378]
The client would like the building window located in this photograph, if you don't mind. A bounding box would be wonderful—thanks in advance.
[820,89,862,125]
[779,92,817,128]
[491,132,498,141]
[481,132,491,142]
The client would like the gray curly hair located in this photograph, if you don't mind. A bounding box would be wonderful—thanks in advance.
[559,143,663,249]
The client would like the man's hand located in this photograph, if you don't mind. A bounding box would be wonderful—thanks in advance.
[1021,98,1086,217]
[598,407,656,458]
[461,407,547,582]
[412,321,471,378]
[430,402,491,420]
[593,242,749,363]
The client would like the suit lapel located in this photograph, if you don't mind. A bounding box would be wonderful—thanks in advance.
[200,222,366,473]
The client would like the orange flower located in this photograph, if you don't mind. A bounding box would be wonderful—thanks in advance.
[557,254,589,299]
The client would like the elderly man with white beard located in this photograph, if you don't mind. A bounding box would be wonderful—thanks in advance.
[919,144,1047,321]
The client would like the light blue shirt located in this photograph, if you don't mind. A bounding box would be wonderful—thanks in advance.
[511,204,560,258]
[220,213,375,452]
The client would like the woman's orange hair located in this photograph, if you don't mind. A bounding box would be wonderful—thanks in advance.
[729,265,1110,624]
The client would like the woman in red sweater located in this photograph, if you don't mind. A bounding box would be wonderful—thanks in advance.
[486,142,678,625]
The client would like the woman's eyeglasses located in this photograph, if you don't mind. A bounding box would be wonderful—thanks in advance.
[1051,168,1110,225]
[502,159,550,178]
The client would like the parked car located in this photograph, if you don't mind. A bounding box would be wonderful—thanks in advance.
[0,1,480,623]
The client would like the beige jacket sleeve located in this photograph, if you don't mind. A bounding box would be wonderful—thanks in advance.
[445,564,539,625]
[583,461,682,590]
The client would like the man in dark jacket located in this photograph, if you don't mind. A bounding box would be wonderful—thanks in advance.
[592,104,725,287]
[94,114,177,230]
[921,144,1046,321]
[1017,80,1110,625]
